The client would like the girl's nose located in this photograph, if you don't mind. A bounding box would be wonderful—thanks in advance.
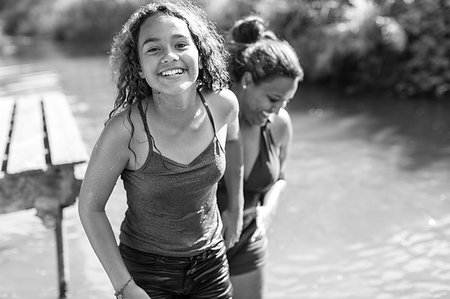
[161,48,179,63]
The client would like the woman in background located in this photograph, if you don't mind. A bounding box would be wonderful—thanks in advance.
[217,15,304,299]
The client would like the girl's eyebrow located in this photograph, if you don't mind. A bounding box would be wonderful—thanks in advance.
[141,34,190,47]
[141,37,159,47]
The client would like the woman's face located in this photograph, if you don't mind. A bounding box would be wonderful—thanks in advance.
[240,75,298,126]
[137,13,201,95]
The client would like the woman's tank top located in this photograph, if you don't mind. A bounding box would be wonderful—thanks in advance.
[217,121,282,212]
[120,92,226,257]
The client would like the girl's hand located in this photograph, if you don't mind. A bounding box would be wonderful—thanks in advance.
[221,208,243,249]
[120,280,151,299]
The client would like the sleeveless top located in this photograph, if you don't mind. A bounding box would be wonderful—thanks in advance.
[217,121,282,213]
[120,92,226,257]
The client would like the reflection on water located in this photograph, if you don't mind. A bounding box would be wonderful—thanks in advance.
[1,40,449,299]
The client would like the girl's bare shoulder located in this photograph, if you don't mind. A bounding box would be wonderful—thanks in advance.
[201,88,239,124]
[101,104,143,145]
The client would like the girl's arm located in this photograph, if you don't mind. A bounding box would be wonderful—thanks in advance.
[218,89,244,249]
[78,116,149,299]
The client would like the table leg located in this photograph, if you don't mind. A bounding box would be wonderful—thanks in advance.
[55,206,68,299]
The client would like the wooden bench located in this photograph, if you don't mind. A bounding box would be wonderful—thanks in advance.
[0,92,88,299]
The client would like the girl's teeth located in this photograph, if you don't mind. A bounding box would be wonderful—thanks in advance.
[161,69,183,76]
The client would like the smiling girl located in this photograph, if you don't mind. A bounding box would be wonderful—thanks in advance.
[78,1,243,298]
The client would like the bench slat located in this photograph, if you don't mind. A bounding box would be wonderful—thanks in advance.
[42,92,88,166]
[0,98,15,175]
[7,95,47,174]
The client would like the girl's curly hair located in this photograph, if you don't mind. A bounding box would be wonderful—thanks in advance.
[108,0,230,120]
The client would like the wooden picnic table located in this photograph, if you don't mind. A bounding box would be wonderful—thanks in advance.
[0,91,88,299]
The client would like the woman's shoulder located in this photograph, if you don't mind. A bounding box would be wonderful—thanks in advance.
[268,108,293,145]
[272,108,291,127]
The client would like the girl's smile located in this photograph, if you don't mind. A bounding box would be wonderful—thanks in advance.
[159,68,185,77]
[138,13,200,95]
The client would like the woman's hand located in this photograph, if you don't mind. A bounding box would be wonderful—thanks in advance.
[250,206,273,242]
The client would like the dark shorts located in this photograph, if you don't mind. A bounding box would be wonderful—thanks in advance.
[119,241,232,299]
[226,219,267,276]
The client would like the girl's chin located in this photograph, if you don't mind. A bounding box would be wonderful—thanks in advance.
[155,81,197,94]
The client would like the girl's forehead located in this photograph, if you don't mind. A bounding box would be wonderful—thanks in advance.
[140,13,190,37]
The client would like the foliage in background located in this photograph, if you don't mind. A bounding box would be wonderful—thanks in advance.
[0,0,139,54]
[251,0,448,99]
[0,0,448,99]
[52,0,138,54]
[0,0,55,36]
[196,0,262,34]
[388,0,450,98]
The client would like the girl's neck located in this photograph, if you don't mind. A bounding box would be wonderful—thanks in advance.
[153,87,198,110]
[150,88,202,127]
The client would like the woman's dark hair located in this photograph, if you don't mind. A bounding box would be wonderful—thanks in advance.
[227,15,303,85]
[108,0,230,120]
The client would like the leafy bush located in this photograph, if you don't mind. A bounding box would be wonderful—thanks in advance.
[389,0,450,98]
[261,1,407,94]
[1,0,448,98]
[52,0,138,54]
[245,0,449,99]
[0,0,54,36]
[310,2,407,95]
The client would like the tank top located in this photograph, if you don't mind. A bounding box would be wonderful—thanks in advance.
[120,92,226,257]
[217,121,282,212]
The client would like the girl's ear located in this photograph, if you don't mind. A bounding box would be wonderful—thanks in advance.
[198,56,204,70]
[240,72,253,89]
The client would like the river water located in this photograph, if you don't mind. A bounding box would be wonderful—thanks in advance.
[1,39,449,299]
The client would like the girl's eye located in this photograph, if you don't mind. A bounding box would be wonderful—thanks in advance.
[146,47,160,53]
[176,42,188,49]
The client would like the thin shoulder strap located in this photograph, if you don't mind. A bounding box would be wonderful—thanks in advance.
[138,100,153,142]
[198,91,217,134]
[262,119,276,146]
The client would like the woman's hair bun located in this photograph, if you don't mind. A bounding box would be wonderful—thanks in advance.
[230,16,266,44]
